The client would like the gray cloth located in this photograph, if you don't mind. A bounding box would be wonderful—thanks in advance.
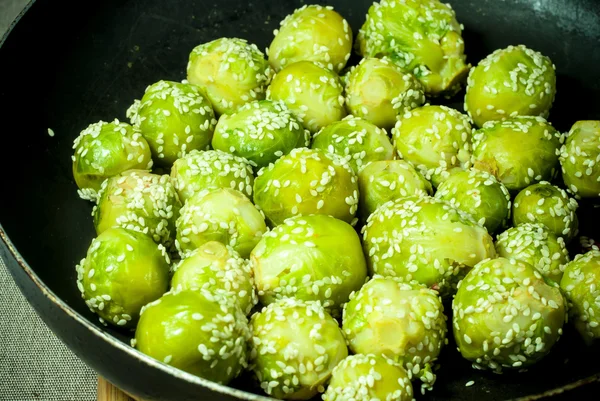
[0,256,97,401]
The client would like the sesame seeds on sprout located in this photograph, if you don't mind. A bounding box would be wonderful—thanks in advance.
[559,120,600,199]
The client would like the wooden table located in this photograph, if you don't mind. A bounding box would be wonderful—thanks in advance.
[97,377,139,401]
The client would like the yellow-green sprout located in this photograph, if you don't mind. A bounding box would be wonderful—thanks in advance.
[267,61,346,132]
[268,5,352,73]
[465,45,556,128]
[344,58,425,130]
[311,116,394,173]
[72,119,152,201]
[187,38,273,115]
[559,121,600,198]
[453,258,566,373]
[249,299,348,399]
[472,117,563,192]
[392,105,473,187]
[357,0,470,96]
[212,100,310,169]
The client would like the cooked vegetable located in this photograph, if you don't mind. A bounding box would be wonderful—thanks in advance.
[453,257,566,373]
[267,61,346,132]
[253,148,359,226]
[268,5,352,73]
[251,214,367,314]
[249,299,348,399]
[175,188,267,259]
[76,227,169,328]
[311,116,394,173]
[135,288,250,384]
[472,116,563,192]
[356,0,470,96]
[362,196,495,295]
[559,120,600,198]
[344,57,425,129]
[343,277,446,392]
[465,45,556,128]
[392,105,472,187]
[212,100,310,169]
[187,38,272,115]
[72,119,152,200]
[170,149,254,204]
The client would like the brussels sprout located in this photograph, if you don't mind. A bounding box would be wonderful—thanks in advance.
[559,121,600,198]
[362,196,495,295]
[267,61,346,132]
[170,149,254,204]
[251,214,367,314]
[127,80,217,167]
[176,188,267,259]
[212,100,310,169]
[560,251,600,342]
[268,5,352,73]
[358,160,432,218]
[75,227,169,328]
[311,116,394,173]
[187,38,273,115]
[344,58,425,130]
[513,182,579,242]
[342,277,446,392]
[392,105,473,187]
[464,45,557,128]
[171,241,256,315]
[357,0,469,96]
[434,169,511,234]
[93,170,181,248]
[452,257,566,373]
[134,288,250,384]
[72,119,152,200]
[495,224,569,283]
[249,299,348,399]
[472,117,563,192]
[323,354,414,401]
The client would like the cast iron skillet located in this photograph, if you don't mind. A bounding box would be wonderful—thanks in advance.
[1,0,600,400]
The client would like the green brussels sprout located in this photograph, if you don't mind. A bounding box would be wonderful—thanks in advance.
[464,45,557,128]
[472,117,563,192]
[253,148,359,226]
[323,354,414,401]
[342,277,446,392]
[249,299,348,399]
[134,288,250,384]
[127,80,217,167]
[434,168,511,234]
[75,227,169,328]
[392,105,473,187]
[560,250,600,342]
[357,159,432,218]
[495,223,569,283]
[357,0,470,96]
[362,196,496,295]
[93,170,181,248]
[212,100,310,169]
[171,241,257,315]
[268,5,352,73]
[559,121,600,198]
[251,214,367,315]
[452,257,566,373]
[311,116,395,173]
[72,119,153,200]
[344,58,426,130]
[267,61,346,133]
[176,188,267,259]
[512,181,579,242]
[187,38,273,115]
[170,149,254,204]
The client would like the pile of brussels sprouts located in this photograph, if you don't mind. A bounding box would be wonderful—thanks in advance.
[70,1,600,400]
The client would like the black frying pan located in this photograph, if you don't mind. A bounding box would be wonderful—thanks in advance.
[1,0,600,400]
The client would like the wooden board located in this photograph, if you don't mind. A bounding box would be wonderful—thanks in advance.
[97,377,141,401]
